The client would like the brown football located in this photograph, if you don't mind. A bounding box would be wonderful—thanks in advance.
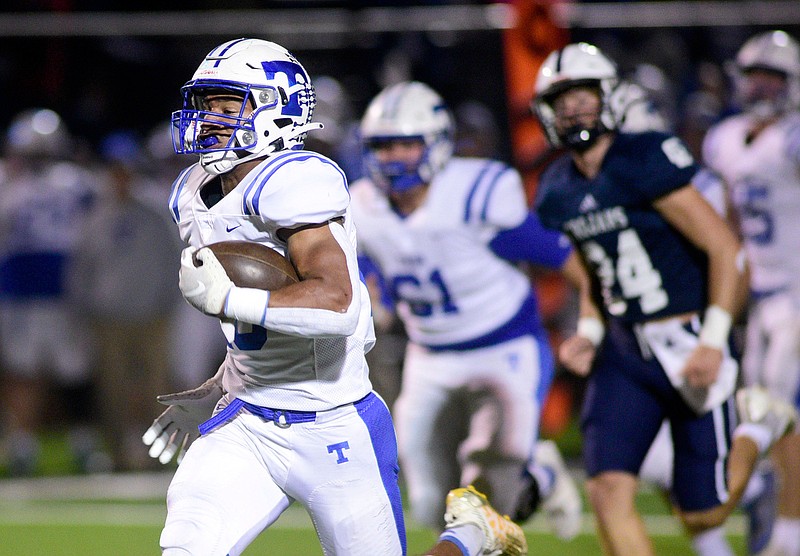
[199,241,299,290]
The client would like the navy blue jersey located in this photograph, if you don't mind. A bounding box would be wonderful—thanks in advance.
[536,132,703,324]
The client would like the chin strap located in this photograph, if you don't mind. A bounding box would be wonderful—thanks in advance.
[201,121,326,175]
[559,124,606,152]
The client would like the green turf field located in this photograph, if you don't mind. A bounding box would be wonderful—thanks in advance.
[0,473,748,555]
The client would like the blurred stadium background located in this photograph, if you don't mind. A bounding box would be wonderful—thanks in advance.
[1,1,799,554]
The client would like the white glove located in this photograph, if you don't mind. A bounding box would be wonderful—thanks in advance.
[142,366,224,465]
[178,246,233,316]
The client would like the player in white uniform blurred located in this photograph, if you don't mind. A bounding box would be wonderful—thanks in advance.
[0,108,98,475]
[145,38,405,556]
[350,81,582,541]
[704,30,800,556]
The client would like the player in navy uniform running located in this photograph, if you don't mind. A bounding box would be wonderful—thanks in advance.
[532,42,798,556]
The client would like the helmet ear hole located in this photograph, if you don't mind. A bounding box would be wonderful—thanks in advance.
[258,89,277,107]
[278,87,289,106]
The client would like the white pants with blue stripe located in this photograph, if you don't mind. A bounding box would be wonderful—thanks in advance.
[395,334,549,528]
[160,392,406,555]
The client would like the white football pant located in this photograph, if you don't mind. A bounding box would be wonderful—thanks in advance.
[160,393,405,555]
[742,292,800,403]
[394,335,544,528]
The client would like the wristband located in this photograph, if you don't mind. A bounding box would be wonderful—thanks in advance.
[698,304,732,350]
[577,316,605,347]
[223,286,270,325]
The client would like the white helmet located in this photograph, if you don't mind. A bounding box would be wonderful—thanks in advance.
[172,38,322,175]
[733,30,800,116]
[360,81,454,193]
[610,81,670,133]
[5,108,70,158]
[532,42,619,150]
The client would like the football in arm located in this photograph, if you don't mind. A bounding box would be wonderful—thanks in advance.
[201,240,299,290]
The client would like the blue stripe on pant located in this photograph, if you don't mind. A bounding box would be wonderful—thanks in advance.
[356,392,407,555]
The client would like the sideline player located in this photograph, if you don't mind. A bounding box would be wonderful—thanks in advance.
[351,81,582,539]
[152,38,404,555]
[0,108,99,475]
[532,41,797,556]
[703,30,800,556]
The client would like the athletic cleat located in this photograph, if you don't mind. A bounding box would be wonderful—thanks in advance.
[736,386,799,452]
[444,485,528,556]
[743,462,778,555]
[535,439,583,540]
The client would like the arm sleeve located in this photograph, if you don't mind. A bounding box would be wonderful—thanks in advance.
[223,221,362,338]
[701,123,723,173]
[691,167,727,217]
[785,119,800,168]
[479,164,529,230]
[358,253,394,310]
[489,211,573,268]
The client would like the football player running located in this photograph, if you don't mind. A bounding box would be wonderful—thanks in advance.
[703,30,800,556]
[145,38,529,556]
[147,38,405,555]
[532,42,798,556]
[612,72,745,556]
[615,64,781,556]
[349,81,582,543]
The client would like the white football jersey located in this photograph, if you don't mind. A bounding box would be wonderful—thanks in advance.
[0,161,96,258]
[350,157,532,347]
[0,161,98,297]
[703,112,800,296]
[168,150,374,411]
